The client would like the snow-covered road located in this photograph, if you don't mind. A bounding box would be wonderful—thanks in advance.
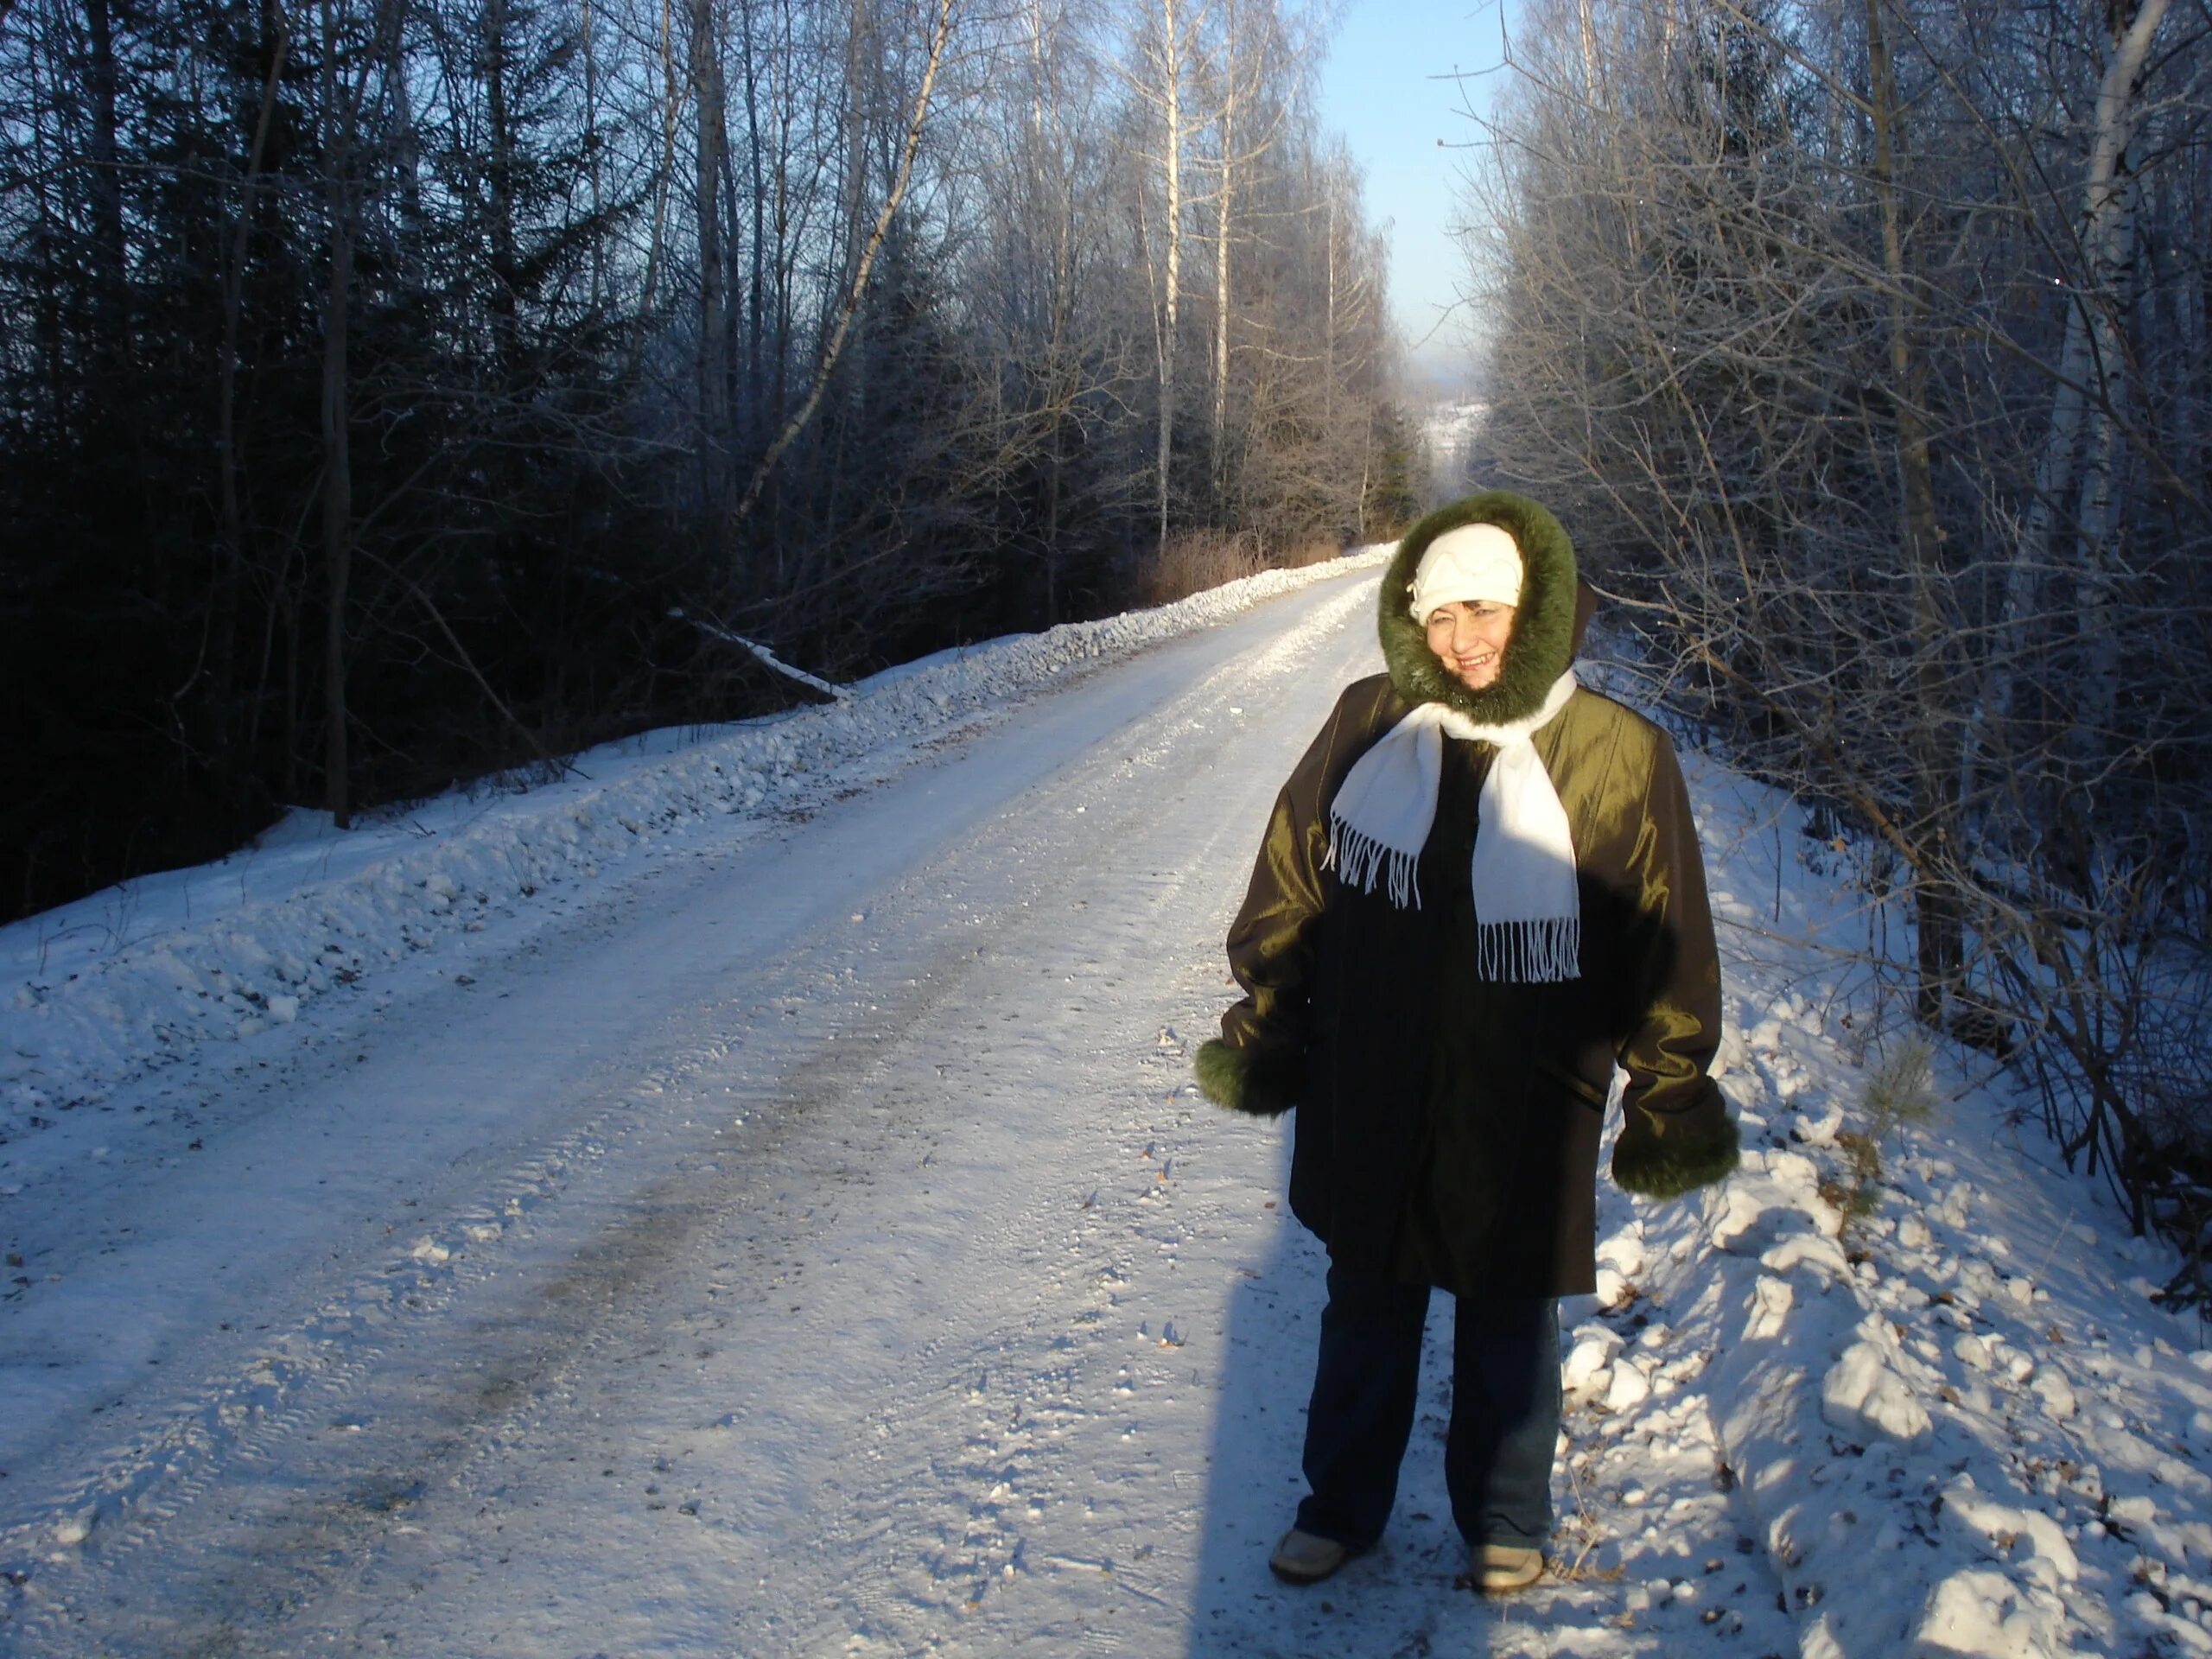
[4,564,2209,1658]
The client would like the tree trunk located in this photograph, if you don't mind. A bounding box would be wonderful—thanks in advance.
[636,0,681,332]
[1210,0,1235,512]
[485,0,518,371]
[1155,0,1184,550]
[743,0,766,455]
[1324,176,1336,436]
[691,0,731,524]
[210,11,295,779]
[723,0,958,537]
[1974,0,2171,750]
[1866,0,1958,1029]
[84,0,128,360]
[1575,0,1600,104]
[320,0,355,829]
[2067,0,2171,769]
[2166,161,2207,510]
[385,0,425,268]
[583,0,605,312]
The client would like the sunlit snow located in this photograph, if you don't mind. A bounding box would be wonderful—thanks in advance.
[3,554,2208,1657]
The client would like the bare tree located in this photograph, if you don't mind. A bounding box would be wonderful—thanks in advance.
[1465,0,2212,1294]
[724,0,960,531]
[0,0,1406,924]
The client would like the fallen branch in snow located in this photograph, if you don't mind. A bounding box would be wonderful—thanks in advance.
[681,613,849,702]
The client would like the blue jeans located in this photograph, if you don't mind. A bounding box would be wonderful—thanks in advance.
[1293,1260,1560,1551]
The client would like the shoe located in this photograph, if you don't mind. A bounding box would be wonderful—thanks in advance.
[1268,1528,1351,1584]
[1471,1541,1543,1593]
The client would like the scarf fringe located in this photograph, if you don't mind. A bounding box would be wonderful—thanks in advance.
[1324,819,1422,910]
[1474,917,1581,984]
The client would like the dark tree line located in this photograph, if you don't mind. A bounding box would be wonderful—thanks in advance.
[1463,0,2212,1298]
[0,0,1419,921]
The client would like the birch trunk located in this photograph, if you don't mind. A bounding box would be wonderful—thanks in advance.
[1977,0,2171,742]
[1028,0,1073,620]
[633,0,682,336]
[1209,0,1234,512]
[1156,0,1185,550]
[1324,181,1335,435]
[2068,0,2171,765]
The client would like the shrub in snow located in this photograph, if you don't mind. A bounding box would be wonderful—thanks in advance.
[1828,1034,1940,1229]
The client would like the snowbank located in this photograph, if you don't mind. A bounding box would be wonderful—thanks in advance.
[0,551,1386,1135]
[1576,758,2212,1659]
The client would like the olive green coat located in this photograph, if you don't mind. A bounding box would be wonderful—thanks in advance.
[1195,492,1737,1299]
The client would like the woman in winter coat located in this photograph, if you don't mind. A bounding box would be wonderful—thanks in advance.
[1194,490,1738,1592]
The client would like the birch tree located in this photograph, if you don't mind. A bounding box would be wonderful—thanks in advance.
[1976,0,2174,781]
[1125,0,1204,546]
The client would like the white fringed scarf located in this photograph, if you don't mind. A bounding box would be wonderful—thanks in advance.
[1324,671,1583,982]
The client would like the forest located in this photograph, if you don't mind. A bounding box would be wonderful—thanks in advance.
[0,0,1416,922]
[10,0,2208,1299]
[1468,0,2212,1298]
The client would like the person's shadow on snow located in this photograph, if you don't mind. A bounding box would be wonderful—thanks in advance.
[1187,1126,1541,1651]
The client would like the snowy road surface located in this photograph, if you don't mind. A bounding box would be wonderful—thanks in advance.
[4,563,2209,1658]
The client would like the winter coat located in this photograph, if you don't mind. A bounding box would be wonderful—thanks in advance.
[1194,491,1738,1299]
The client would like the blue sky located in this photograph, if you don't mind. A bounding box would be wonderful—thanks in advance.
[1313,0,1517,392]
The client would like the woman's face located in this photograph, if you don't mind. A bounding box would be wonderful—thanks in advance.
[1425,600,1516,691]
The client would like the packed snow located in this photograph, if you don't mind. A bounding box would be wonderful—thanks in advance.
[1,555,1388,1147]
[2,554,2208,1657]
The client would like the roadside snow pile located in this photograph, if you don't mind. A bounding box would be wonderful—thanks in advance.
[0,551,1385,1131]
[1570,758,2212,1659]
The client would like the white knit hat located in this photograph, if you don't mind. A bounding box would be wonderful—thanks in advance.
[1408,522,1522,620]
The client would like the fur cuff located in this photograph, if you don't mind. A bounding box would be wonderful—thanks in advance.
[1195,1039,1300,1116]
[1612,1111,1739,1198]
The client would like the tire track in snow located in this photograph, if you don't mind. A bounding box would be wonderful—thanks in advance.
[303,578,1382,1659]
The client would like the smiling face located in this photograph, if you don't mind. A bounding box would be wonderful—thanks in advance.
[1424,600,1516,691]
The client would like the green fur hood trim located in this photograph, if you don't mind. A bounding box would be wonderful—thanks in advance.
[1379,491,1580,726]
